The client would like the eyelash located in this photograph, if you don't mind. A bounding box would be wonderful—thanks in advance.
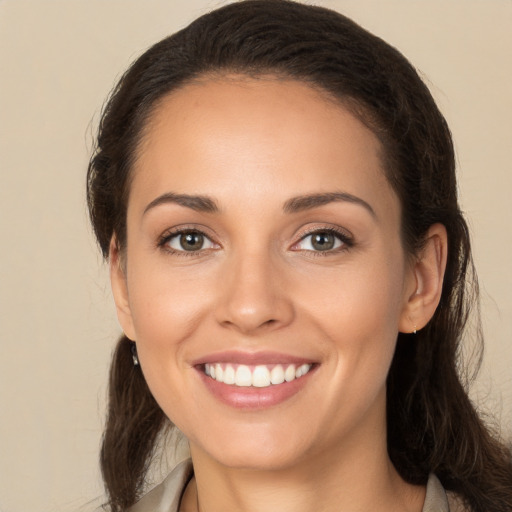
[292,227,354,256]
[157,226,354,257]
[157,226,217,257]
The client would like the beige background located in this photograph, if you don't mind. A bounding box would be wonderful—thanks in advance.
[0,1,510,511]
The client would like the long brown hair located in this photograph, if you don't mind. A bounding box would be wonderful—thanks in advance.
[87,1,512,510]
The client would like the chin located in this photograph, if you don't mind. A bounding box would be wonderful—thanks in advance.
[189,422,317,472]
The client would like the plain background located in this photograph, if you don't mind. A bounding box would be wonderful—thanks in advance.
[0,1,511,511]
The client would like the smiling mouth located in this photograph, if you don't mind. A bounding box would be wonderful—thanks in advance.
[203,363,313,388]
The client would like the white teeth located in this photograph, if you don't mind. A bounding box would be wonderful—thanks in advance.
[270,365,285,385]
[204,362,312,388]
[215,363,223,382]
[235,365,252,387]
[284,364,296,382]
[223,364,236,384]
[252,365,271,387]
[295,363,310,378]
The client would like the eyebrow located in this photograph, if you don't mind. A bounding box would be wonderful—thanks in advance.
[143,190,375,218]
[143,192,220,215]
[283,192,376,218]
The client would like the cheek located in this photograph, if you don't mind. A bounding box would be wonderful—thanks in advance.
[124,261,215,421]
[125,257,216,356]
[298,253,406,387]
[299,255,406,335]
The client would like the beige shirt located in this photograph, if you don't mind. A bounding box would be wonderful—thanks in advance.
[130,459,452,512]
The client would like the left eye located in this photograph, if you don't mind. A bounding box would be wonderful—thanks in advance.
[166,231,216,252]
[294,231,344,251]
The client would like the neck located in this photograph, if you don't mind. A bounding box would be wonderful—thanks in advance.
[182,421,425,512]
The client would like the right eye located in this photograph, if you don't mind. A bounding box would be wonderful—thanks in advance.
[163,230,216,253]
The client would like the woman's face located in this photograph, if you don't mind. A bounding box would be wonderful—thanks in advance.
[112,77,418,470]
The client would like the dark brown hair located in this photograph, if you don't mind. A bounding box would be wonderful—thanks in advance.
[87,1,512,510]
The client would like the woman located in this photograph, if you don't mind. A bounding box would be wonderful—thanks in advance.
[87,1,512,511]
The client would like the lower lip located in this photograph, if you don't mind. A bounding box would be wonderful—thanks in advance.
[197,367,316,410]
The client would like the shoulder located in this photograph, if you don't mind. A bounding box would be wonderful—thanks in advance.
[446,491,469,512]
[128,459,193,512]
[423,474,450,512]
[423,474,468,512]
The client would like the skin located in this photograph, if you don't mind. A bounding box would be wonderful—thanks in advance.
[111,77,447,512]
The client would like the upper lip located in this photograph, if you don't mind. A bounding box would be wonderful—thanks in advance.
[191,350,316,367]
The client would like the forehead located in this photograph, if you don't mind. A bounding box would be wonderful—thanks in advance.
[130,77,398,221]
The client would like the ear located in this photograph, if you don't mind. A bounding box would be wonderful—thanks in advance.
[399,223,448,334]
[109,237,136,341]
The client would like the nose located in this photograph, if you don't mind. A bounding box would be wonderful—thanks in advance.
[214,249,295,335]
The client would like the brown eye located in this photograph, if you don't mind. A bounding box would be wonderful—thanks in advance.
[293,230,348,252]
[166,231,215,252]
[311,232,336,251]
[180,232,204,251]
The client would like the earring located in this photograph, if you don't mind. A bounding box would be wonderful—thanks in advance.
[131,342,140,367]
[413,326,417,335]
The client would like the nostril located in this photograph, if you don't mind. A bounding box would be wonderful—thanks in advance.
[214,281,295,333]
